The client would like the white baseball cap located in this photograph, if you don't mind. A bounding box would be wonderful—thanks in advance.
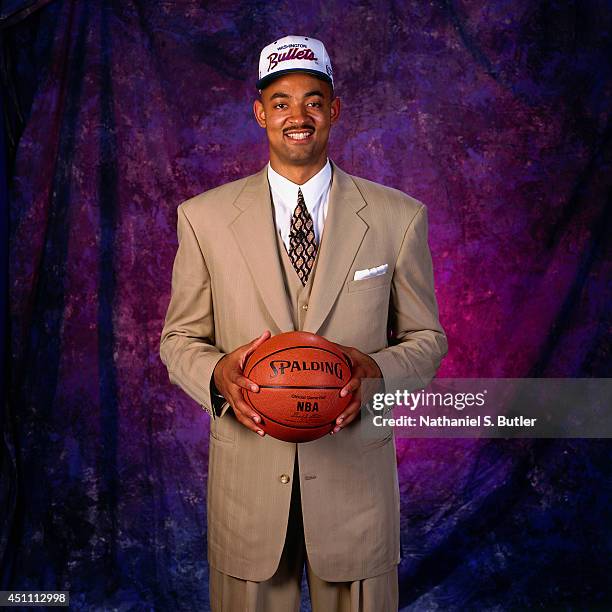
[256,35,334,91]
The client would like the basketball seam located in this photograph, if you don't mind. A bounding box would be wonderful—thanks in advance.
[252,408,336,430]
[256,385,344,390]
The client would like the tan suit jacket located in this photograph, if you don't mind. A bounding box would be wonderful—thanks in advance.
[160,161,448,582]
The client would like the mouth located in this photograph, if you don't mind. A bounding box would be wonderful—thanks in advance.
[284,129,314,143]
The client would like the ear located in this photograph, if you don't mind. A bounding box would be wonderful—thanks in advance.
[330,96,341,125]
[253,99,267,128]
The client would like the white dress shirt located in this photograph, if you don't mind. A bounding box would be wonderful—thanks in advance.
[267,159,332,251]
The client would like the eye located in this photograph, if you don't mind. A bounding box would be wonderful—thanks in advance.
[307,101,322,107]
[274,103,288,109]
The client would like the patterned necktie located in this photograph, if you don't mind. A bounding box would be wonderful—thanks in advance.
[289,187,317,285]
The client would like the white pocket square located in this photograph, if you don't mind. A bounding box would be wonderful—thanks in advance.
[353,264,388,281]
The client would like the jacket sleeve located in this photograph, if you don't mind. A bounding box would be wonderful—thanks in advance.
[160,204,227,417]
[369,204,448,390]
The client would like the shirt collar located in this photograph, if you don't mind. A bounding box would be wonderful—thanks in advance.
[267,159,332,213]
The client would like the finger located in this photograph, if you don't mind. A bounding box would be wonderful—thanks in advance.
[340,376,361,398]
[230,388,264,425]
[335,396,361,425]
[234,408,266,436]
[245,330,272,357]
[232,398,266,434]
[332,399,361,433]
[250,329,272,349]
[231,372,260,393]
[240,330,272,369]
[334,408,360,432]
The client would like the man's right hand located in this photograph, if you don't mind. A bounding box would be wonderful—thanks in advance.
[212,330,271,436]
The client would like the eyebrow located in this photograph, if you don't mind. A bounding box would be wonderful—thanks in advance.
[269,89,325,101]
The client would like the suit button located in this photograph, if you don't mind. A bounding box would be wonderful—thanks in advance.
[301,304,308,311]
[279,474,290,484]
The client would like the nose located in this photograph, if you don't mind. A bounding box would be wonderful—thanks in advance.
[288,104,309,125]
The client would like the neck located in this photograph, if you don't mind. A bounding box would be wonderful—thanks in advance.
[269,157,328,185]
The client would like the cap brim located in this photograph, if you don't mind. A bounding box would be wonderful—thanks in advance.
[256,68,333,91]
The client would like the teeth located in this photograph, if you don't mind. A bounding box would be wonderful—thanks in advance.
[286,132,311,140]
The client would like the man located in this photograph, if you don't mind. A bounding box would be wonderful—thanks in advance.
[160,35,447,611]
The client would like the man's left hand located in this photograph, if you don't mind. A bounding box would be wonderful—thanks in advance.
[331,344,383,434]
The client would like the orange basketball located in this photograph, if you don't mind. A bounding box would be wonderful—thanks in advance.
[243,331,352,442]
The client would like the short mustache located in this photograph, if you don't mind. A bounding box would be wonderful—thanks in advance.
[283,125,315,134]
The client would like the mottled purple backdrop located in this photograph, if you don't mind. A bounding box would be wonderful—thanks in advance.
[2,1,611,610]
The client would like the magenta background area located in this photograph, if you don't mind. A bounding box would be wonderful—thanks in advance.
[2,1,611,610]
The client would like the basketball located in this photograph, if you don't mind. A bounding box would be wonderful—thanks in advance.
[243,331,352,442]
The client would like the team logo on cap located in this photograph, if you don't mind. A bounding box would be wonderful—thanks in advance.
[267,46,318,72]
[257,35,333,90]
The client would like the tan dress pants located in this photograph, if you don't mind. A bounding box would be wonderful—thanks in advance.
[209,458,399,612]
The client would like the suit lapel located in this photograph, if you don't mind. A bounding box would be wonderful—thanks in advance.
[230,167,295,333]
[304,162,368,334]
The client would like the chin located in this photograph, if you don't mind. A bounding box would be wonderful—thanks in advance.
[287,147,320,161]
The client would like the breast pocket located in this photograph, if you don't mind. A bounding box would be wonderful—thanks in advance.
[346,269,392,293]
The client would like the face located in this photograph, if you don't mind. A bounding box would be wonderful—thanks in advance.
[253,72,341,171]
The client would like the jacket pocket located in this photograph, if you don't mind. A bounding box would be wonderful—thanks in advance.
[361,432,393,452]
[346,270,392,293]
[210,416,236,444]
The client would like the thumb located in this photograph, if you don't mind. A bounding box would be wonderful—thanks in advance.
[332,341,353,369]
[251,329,272,348]
[240,330,272,368]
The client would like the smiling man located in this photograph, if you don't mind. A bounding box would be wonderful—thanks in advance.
[160,35,448,611]
[253,72,339,183]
